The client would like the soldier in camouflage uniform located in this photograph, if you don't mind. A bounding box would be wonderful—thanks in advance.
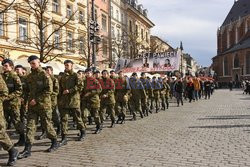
[15,65,28,124]
[58,60,86,146]
[18,56,59,159]
[129,73,146,120]
[151,76,161,113]
[100,70,116,128]
[0,74,19,166]
[140,73,151,117]
[81,68,102,134]
[1,59,25,146]
[115,71,129,124]
[46,66,60,135]
[163,78,171,109]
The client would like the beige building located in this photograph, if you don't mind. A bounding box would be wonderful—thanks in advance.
[124,0,154,59]
[150,35,174,53]
[0,0,88,66]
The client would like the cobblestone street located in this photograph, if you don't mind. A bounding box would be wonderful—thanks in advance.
[1,89,250,167]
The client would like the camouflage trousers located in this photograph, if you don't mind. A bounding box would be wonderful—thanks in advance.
[0,109,13,151]
[60,108,85,135]
[4,108,25,134]
[129,97,142,115]
[81,100,101,127]
[115,101,128,118]
[100,103,116,123]
[26,108,57,144]
[141,98,148,115]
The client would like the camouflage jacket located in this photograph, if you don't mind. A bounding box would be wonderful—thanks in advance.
[26,67,52,110]
[81,77,102,109]
[50,75,59,108]
[99,77,116,105]
[0,75,8,113]
[2,71,22,110]
[59,70,83,109]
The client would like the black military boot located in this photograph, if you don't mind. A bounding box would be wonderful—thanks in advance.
[94,125,101,134]
[56,125,61,136]
[110,120,115,128]
[46,139,59,152]
[7,147,19,166]
[116,116,121,124]
[78,130,86,141]
[18,143,32,159]
[60,134,67,146]
[140,112,144,119]
[37,130,47,140]
[131,113,137,121]
[120,114,125,124]
[88,116,93,125]
[166,103,169,109]
[14,133,26,146]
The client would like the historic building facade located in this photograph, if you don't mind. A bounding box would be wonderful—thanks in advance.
[212,0,250,82]
[0,0,88,66]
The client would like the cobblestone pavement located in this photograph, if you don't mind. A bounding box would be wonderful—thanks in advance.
[1,89,250,167]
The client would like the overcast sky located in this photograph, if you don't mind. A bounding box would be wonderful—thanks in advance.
[141,0,234,66]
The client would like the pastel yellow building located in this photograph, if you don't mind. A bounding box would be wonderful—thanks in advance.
[0,0,88,66]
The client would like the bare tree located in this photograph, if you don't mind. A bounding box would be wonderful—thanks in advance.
[0,0,15,14]
[11,0,84,63]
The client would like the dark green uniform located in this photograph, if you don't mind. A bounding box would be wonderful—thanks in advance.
[115,77,129,123]
[59,70,85,136]
[26,67,57,144]
[0,75,13,151]
[140,77,150,116]
[2,71,24,135]
[18,74,28,123]
[152,79,161,113]
[100,77,116,125]
[50,75,60,131]
[129,77,146,119]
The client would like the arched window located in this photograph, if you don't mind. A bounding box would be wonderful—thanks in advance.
[224,56,229,76]
[234,54,240,68]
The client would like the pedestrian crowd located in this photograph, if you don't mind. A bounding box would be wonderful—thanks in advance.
[0,55,215,166]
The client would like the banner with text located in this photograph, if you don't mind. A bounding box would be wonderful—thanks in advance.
[115,49,181,73]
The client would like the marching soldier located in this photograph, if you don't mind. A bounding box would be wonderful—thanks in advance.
[100,70,116,128]
[18,55,59,159]
[15,65,28,124]
[140,73,151,117]
[0,75,19,166]
[46,66,61,135]
[1,59,25,146]
[129,73,146,120]
[58,60,86,146]
[115,71,130,124]
[151,76,161,113]
[81,68,102,134]
[163,78,171,109]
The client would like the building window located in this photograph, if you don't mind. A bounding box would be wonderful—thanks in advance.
[54,30,60,48]
[0,14,4,36]
[66,4,73,18]
[146,31,148,42]
[234,54,239,68]
[111,26,115,38]
[101,14,107,32]
[116,10,119,21]
[52,0,60,13]
[79,36,84,53]
[67,31,73,50]
[117,29,120,40]
[135,25,138,36]
[19,17,28,41]
[103,39,108,57]
[121,13,124,23]
[129,20,132,32]
[94,9,97,21]
[111,6,113,18]
[141,28,144,39]
[246,52,250,74]
[79,10,84,24]
[223,56,229,76]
